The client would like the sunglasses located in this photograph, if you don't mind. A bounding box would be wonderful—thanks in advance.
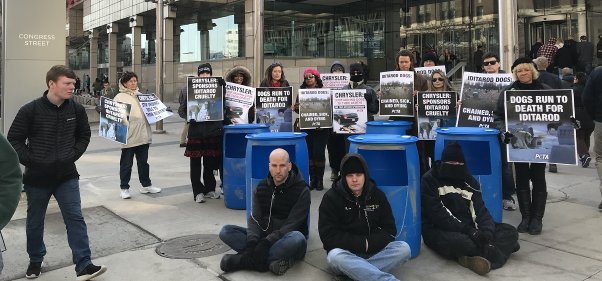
[483,60,498,66]
[304,75,316,80]
[432,77,445,82]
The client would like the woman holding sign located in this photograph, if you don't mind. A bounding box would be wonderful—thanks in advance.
[293,68,328,191]
[495,57,552,235]
[113,71,162,199]
[260,62,290,88]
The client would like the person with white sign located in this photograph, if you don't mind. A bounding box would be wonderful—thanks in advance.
[113,71,162,199]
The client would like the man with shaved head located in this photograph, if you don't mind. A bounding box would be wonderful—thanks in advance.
[219,148,310,276]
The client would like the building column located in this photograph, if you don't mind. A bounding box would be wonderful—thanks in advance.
[130,15,144,75]
[248,0,263,86]
[164,5,176,102]
[107,23,119,85]
[577,12,587,38]
[197,17,210,60]
[498,0,518,72]
[89,29,99,87]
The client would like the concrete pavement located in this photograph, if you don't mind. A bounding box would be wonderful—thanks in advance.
[1,113,602,281]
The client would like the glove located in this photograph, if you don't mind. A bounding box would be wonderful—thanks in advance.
[251,239,271,271]
[501,131,514,144]
[218,77,227,87]
[570,116,581,130]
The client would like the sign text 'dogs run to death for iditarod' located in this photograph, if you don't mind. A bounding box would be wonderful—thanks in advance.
[504,89,577,165]
[255,87,293,132]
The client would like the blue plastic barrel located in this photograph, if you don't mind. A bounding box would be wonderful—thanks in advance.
[223,124,270,209]
[245,132,309,219]
[434,127,502,222]
[348,134,421,258]
[366,120,413,135]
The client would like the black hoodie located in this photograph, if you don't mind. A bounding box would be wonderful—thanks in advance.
[247,163,310,245]
[318,154,396,257]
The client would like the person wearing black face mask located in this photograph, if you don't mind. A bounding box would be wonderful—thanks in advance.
[421,142,519,276]
[343,62,379,121]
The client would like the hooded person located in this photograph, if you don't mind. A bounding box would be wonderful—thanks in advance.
[343,62,379,121]
[318,154,411,281]
[330,61,345,73]
[224,65,255,124]
[421,142,519,276]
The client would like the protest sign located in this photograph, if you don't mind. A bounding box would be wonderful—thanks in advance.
[321,73,350,89]
[98,96,130,144]
[225,82,255,124]
[186,76,224,122]
[298,89,333,129]
[504,89,577,165]
[332,89,367,134]
[414,65,447,77]
[379,71,415,117]
[417,91,458,140]
[136,94,173,124]
[255,87,293,132]
[457,72,513,128]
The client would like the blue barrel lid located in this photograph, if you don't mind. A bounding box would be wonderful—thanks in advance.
[366,120,413,127]
[224,124,270,131]
[436,127,499,135]
[245,132,308,140]
[348,134,418,144]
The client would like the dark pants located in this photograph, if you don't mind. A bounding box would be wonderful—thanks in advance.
[25,179,93,274]
[120,144,151,189]
[500,142,516,200]
[190,156,218,198]
[219,225,307,264]
[515,163,546,193]
[576,127,594,156]
[421,140,435,176]
[327,133,347,171]
[305,129,330,162]
[423,223,518,269]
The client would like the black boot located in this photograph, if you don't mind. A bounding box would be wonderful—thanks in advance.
[315,164,325,191]
[529,191,547,235]
[220,253,253,272]
[309,165,316,190]
[516,189,531,233]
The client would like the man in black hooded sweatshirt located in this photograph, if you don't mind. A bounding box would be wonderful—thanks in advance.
[421,142,519,276]
[319,153,411,281]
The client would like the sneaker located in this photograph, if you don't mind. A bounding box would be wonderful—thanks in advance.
[76,264,107,281]
[582,155,591,168]
[195,193,206,203]
[269,259,295,275]
[330,170,339,181]
[206,191,221,199]
[548,164,557,173]
[458,256,491,276]
[503,199,517,211]
[139,186,161,194]
[25,262,43,279]
[120,189,131,199]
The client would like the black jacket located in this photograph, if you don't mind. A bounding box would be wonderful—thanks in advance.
[7,92,91,186]
[318,154,396,257]
[421,161,495,241]
[494,79,552,130]
[537,70,562,89]
[247,163,310,245]
[583,66,602,122]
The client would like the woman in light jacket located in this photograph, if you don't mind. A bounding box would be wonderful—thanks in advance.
[113,71,162,199]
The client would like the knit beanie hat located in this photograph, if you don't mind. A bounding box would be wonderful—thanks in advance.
[304,68,320,78]
[349,63,363,74]
[422,53,439,64]
[441,142,466,163]
[331,61,345,73]
[341,156,365,176]
[198,63,212,75]
[511,57,535,72]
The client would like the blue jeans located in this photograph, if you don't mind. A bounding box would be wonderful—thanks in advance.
[327,241,411,281]
[219,225,307,263]
[594,121,602,197]
[120,144,151,189]
[25,178,92,274]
